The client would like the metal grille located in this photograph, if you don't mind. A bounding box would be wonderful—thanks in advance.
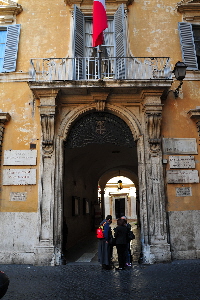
[64,112,136,148]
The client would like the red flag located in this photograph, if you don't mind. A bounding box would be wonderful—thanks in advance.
[92,0,108,47]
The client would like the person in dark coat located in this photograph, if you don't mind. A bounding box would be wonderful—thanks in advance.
[98,215,113,270]
[114,218,128,270]
[121,216,132,266]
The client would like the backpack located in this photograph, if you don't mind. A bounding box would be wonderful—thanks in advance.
[96,226,104,239]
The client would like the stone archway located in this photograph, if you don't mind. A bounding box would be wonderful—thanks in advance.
[33,89,171,265]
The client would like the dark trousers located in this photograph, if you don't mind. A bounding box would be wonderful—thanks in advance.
[116,244,127,268]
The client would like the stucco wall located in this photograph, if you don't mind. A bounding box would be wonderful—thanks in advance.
[0,0,200,264]
[0,212,38,264]
[169,210,200,260]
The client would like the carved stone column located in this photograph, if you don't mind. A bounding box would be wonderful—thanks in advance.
[33,89,59,265]
[142,95,171,263]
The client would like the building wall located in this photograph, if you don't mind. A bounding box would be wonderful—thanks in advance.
[0,0,200,264]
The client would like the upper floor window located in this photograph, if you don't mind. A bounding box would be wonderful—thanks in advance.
[193,25,200,68]
[0,24,20,73]
[73,4,127,79]
[178,22,200,70]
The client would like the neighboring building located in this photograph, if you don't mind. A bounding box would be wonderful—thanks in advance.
[0,0,200,265]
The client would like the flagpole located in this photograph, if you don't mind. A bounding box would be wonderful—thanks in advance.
[98,48,102,79]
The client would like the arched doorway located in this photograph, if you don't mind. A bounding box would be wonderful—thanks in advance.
[62,111,138,252]
[101,176,137,219]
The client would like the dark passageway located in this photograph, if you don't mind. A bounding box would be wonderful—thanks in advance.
[62,112,140,259]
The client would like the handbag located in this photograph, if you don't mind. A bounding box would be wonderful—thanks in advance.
[128,231,135,240]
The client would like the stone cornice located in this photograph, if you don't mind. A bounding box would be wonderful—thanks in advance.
[0,1,23,24]
[64,0,134,9]
[177,0,200,14]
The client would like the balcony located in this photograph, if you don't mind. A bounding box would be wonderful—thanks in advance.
[29,57,172,82]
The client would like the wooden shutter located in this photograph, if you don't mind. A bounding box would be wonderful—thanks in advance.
[73,5,84,79]
[178,22,198,70]
[114,4,126,79]
[3,24,20,72]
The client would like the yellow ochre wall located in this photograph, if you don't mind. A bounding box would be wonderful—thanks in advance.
[1,0,200,215]
[0,0,71,212]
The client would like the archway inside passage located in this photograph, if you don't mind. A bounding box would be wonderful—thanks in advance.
[98,173,141,263]
[62,111,139,260]
[100,176,138,220]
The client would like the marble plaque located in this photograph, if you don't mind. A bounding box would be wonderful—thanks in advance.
[10,192,27,201]
[4,150,37,166]
[167,170,199,184]
[3,169,36,185]
[176,187,192,197]
[169,156,195,169]
[163,138,197,154]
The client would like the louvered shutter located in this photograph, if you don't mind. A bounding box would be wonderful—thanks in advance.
[114,4,126,79]
[2,24,20,73]
[178,22,198,70]
[73,5,84,79]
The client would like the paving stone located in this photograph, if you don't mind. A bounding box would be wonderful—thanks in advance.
[1,260,200,299]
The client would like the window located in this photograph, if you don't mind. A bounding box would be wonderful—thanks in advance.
[178,22,200,70]
[193,25,200,69]
[0,24,20,73]
[73,4,127,79]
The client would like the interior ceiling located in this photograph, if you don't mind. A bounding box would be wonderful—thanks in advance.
[65,143,138,187]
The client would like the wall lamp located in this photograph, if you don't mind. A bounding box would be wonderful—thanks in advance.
[172,61,187,98]
[118,180,123,190]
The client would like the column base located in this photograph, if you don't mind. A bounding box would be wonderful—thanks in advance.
[34,245,55,266]
[142,243,171,264]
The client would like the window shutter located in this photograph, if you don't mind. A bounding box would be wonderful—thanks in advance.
[73,5,84,79]
[114,4,126,79]
[3,24,20,73]
[178,22,198,70]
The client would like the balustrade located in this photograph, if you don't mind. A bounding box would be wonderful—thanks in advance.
[29,57,172,81]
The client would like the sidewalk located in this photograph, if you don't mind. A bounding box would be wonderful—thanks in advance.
[1,259,200,299]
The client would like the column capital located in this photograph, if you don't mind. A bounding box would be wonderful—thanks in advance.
[143,103,163,114]
[143,104,163,154]
[32,88,60,104]
[141,90,164,104]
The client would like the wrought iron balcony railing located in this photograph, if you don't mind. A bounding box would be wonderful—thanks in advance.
[29,57,172,81]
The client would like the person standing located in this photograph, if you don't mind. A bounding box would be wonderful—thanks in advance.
[121,216,132,266]
[114,218,128,270]
[98,215,113,270]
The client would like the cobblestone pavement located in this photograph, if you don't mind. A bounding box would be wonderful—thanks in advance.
[1,223,200,299]
[1,260,200,299]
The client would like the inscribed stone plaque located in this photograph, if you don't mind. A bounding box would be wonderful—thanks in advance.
[167,170,199,183]
[3,169,36,185]
[4,150,37,166]
[169,156,195,169]
[10,192,27,201]
[163,138,197,154]
[176,187,192,197]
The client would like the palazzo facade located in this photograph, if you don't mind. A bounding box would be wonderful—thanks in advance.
[0,0,200,265]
